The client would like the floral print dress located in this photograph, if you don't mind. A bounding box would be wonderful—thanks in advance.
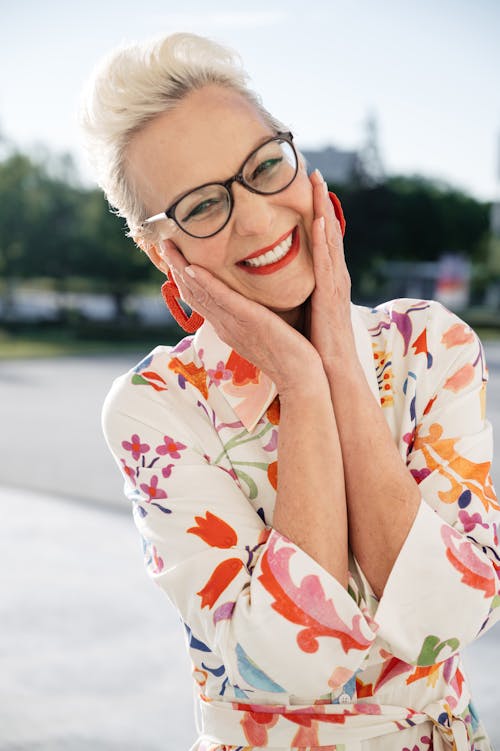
[102,299,500,751]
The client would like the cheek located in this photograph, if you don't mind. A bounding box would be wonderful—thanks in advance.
[176,235,229,274]
[292,169,314,220]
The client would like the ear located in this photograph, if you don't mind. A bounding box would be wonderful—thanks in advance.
[134,237,170,276]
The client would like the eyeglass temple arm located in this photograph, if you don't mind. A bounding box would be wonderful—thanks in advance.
[142,212,167,226]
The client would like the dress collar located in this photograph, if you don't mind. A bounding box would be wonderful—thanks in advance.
[193,304,380,433]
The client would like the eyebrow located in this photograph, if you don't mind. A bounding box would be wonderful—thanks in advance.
[164,131,276,208]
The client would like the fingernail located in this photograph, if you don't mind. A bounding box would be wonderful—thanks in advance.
[319,216,325,230]
[185,266,196,278]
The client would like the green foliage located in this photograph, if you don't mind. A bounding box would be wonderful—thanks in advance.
[0,148,160,315]
[329,175,491,293]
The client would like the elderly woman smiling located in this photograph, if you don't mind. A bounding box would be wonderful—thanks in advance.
[81,32,500,750]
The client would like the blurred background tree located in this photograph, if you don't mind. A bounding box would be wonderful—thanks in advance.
[0,143,493,332]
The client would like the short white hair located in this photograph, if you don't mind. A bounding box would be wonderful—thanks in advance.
[79,32,286,245]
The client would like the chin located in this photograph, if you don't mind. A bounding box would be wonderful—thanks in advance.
[268,289,312,316]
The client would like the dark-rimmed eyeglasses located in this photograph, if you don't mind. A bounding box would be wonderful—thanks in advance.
[142,131,298,239]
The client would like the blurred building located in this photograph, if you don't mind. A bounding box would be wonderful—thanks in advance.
[302,114,385,186]
[379,254,471,311]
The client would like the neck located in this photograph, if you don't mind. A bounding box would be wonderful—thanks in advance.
[276,300,309,336]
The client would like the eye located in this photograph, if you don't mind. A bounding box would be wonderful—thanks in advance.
[181,197,222,223]
[250,157,283,182]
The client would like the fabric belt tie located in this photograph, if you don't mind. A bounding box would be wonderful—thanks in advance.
[199,697,469,750]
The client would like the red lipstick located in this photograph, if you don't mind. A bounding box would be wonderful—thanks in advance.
[238,226,300,275]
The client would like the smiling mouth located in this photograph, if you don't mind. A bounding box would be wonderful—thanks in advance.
[238,227,299,275]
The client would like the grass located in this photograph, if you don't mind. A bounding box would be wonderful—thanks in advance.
[2,314,500,360]
[0,325,180,359]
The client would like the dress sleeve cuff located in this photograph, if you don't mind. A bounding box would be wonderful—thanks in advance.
[373,499,493,665]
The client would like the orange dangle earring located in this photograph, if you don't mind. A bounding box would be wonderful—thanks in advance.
[161,271,205,333]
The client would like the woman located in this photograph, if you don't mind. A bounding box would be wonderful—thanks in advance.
[81,32,499,750]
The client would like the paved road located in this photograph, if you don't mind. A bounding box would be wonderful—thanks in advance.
[2,347,500,749]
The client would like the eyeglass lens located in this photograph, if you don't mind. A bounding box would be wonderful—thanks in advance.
[174,138,297,238]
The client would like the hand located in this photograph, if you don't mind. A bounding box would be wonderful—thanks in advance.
[159,239,324,395]
[305,170,357,368]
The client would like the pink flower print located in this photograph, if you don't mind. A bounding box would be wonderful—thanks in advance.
[122,433,150,461]
[156,435,187,459]
[207,360,232,387]
[140,475,167,501]
[120,459,136,486]
[150,544,164,574]
[410,468,431,484]
[458,509,489,533]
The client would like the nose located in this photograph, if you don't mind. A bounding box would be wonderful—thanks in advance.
[231,182,274,237]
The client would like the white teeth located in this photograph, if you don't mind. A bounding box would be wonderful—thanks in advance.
[244,231,294,267]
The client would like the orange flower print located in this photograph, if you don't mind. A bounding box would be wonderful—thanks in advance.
[266,396,280,425]
[168,357,208,399]
[412,422,498,512]
[187,511,238,548]
[197,558,244,608]
[441,322,475,349]
[411,328,433,368]
[444,363,475,393]
[267,461,278,490]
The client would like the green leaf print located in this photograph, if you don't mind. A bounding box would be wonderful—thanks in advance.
[417,634,460,666]
[233,468,259,500]
[131,374,150,386]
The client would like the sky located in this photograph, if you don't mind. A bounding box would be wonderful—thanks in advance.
[1,0,499,201]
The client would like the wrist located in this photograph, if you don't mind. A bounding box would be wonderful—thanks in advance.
[277,361,329,400]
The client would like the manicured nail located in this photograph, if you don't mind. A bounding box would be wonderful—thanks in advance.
[185,266,196,278]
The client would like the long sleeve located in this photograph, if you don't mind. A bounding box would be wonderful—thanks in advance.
[372,301,500,666]
[102,347,377,700]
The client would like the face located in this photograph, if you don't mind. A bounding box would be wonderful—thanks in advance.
[127,85,316,325]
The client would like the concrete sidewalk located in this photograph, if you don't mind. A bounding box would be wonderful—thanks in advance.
[1,484,498,750]
[0,486,196,750]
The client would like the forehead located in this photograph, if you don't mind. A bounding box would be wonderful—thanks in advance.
[127,85,274,209]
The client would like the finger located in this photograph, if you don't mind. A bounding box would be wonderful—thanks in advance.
[311,215,334,284]
[310,170,342,246]
[175,263,262,328]
[159,239,186,273]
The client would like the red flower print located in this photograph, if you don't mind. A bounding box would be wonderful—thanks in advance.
[241,709,279,746]
[156,435,187,459]
[226,350,260,386]
[207,360,232,387]
[121,433,150,461]
[140,475,167,501]
[197,558,244,608]
[131,370,168,391]
[187,511,238,548]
